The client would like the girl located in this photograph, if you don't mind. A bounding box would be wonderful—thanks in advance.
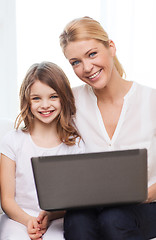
[0,61,84,240]
[59,17,156,240]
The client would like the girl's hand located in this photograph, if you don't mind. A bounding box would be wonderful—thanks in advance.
[145,183,156,203]
[36,209,66,236]
[27,217,43,240]
[37,209,66,227]
[37,211,50,235]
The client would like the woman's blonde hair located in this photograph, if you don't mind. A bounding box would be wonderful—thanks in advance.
[60,16,125,78]
[15,61,80,146]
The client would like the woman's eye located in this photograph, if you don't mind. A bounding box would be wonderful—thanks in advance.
[71,60,80,66]
[89,52,97,57]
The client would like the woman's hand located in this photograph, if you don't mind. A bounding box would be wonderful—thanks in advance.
[145,183,156,203]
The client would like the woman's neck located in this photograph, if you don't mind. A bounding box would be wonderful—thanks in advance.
[93,68,132,103]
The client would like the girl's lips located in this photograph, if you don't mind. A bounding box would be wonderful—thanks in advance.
[39,110,54,116]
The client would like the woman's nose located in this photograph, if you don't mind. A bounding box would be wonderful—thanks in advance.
[83,60,93,73]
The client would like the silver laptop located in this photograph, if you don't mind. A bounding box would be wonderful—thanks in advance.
[31,149,147,211]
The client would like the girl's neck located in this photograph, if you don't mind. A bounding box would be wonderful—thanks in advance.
[30,120,62,148]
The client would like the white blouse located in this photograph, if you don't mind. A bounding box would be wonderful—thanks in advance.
[73,82,156,187]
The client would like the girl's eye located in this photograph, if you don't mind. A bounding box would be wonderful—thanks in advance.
[32,97,40,101]
[71,60,80,66]
[89,52,97,57]
[50,95,59,99]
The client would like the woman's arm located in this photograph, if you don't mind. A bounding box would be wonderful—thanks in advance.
[45,210,66,221]
[146,183,156,203]
[37,210,66,233]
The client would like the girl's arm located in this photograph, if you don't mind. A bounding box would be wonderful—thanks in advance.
[1,154,32,225]
[0,154,42,239]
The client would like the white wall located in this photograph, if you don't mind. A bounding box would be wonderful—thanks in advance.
[0,0,101,121]
[16,0,101,89]
[1,0,156,121]
[0,0,18,121]
[101,0,156,88]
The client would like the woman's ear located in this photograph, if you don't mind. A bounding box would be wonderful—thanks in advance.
[109,40,116,57]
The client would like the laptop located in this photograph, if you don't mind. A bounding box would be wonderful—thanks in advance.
[31,148,147,211]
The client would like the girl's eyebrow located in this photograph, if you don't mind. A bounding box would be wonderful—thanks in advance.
[30,94,41,99]
[30,92,57,97]
[30,94,40,97]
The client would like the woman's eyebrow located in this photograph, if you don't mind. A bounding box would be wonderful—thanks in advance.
[85,48,98,55]
[69,48,98,61]
[69,57,78,61]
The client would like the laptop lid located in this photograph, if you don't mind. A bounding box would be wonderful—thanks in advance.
[31,148,147,211]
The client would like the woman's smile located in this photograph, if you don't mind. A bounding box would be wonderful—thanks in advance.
[88,69,102,81]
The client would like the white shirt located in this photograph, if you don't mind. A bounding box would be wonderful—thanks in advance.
[73,82,156,187]
[0,129,84,215]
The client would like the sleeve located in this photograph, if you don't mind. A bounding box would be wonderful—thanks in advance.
[72,84,85,104]
[0,130,17,161]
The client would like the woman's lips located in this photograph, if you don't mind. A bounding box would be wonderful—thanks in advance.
[88,69,102,80]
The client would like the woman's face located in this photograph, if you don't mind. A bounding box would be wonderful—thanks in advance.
[65,39,116,89]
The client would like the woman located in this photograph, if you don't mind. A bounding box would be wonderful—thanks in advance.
[59,16,156,240]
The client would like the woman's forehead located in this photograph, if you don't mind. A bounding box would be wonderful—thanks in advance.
[65,39,101,59]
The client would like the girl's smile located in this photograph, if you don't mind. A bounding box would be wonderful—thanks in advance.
[38,110,55,117]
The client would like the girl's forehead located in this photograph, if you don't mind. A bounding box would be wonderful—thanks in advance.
[30,80,56,94]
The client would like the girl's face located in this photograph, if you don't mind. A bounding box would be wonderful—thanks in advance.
[30,80,61,125]
[65,39,116,90]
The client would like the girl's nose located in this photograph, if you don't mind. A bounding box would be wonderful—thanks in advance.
[41,99,51,108]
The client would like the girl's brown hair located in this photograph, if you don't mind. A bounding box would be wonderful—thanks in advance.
[15,61,80,145]
[60,16,125,78]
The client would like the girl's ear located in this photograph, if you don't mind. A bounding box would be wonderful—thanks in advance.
[108,40,116,57]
